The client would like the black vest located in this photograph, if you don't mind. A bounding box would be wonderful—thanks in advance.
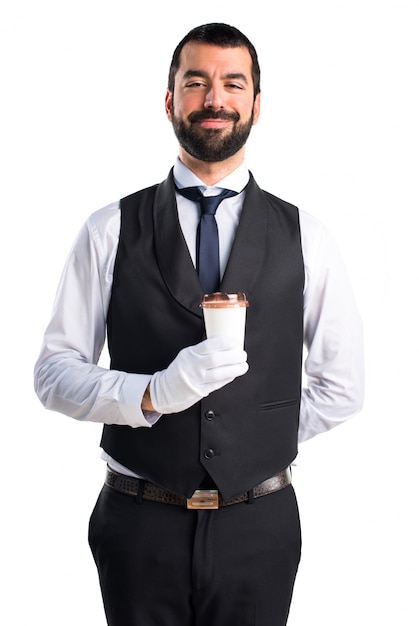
[101,171,304,499]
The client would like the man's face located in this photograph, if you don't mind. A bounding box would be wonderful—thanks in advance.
[165,43,260,163]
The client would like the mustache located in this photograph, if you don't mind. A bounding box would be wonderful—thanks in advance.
[188,109,240,124]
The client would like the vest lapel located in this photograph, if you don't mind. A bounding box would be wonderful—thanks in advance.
[153,171,268,312]
[153,171,203,317]
[220,174,268,295]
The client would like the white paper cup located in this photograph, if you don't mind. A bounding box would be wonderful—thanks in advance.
[200,292,249,349]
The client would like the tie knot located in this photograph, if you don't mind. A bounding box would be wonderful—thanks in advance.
[176,186,237,216]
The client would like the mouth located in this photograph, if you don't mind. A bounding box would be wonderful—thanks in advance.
[188,110,240,127]
[197,119,232,129]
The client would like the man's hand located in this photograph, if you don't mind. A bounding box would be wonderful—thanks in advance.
[149,336,249,414]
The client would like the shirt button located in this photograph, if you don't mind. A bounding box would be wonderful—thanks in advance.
[203,448,215,460]
[205,410,215,421]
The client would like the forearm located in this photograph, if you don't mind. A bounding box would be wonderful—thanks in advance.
[34,353,156,428]
[141,383,155,412]
[299,344,364,442]
[298,211,364,442]
[34,209,159,428]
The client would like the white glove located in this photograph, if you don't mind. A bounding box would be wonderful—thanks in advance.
[149,336,249,414]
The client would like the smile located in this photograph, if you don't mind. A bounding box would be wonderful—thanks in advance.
[197,119,232,129]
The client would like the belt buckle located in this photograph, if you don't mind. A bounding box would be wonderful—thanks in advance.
[186,489,219,510]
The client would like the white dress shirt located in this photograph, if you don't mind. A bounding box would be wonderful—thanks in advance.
[34,159,364,476]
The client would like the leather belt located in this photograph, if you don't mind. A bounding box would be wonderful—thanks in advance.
[105,467,292,509]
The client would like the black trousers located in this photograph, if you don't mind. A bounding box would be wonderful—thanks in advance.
[88,483,301,626]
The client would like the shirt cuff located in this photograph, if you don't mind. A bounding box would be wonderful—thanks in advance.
[119,373,161,428]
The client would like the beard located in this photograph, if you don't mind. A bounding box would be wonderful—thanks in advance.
[171,106,254,162]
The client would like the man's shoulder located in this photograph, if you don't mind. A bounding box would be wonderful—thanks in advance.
[121,182,160,204]
[253,180,329,242]
[262,189,299,212]
[121,171,173,208]
[85,174,171,236]
[250,176,299,214]
[84,201,121,243]
[252,179,325,231]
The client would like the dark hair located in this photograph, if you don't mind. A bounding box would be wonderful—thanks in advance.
[168,23,261,99]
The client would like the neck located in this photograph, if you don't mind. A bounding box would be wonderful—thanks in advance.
[178,147,246,186]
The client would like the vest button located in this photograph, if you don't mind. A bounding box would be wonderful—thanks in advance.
[203,448,215,460]
[205,410,215,421]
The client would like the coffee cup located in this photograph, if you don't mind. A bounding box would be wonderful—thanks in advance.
[200,292,249,349]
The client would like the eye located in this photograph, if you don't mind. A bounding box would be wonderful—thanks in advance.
[185,81,206,88]
[225,82,244,91]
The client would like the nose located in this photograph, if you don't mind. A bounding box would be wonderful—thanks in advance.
[204,86,224,109]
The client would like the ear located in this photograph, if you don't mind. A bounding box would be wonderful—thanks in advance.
[252,92,261,125]
[165,90,173,121]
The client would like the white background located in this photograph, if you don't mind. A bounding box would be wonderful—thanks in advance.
[1,1,418,624]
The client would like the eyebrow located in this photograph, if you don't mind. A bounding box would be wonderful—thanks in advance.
[182,70,249,84]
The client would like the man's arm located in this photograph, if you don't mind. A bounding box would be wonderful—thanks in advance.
[34,206,156,428]
[141,384,154,412]
[298,211,364,442]
[34,206,248,426]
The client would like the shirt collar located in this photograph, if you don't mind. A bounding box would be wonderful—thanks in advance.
[173,157,250,194]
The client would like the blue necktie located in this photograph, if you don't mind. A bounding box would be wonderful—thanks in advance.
[176,186,238,294]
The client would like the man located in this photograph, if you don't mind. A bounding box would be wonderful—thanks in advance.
[34,23,364,626]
